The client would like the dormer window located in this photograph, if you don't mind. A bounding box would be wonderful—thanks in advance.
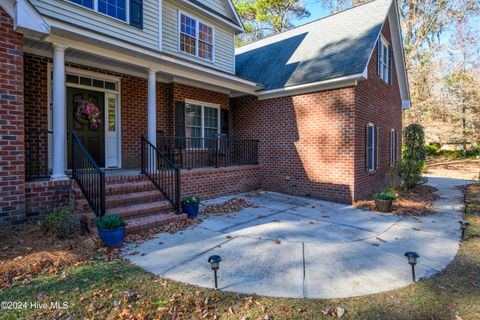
[179,13,214,62]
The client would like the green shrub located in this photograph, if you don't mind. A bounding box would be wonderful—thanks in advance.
[181,195,201,205]
[42,205,79,239]
[95,215,126,230]
[399,124,427,190]
[425,144,439,157]
[374,189,397,201]
[436,149,480,159]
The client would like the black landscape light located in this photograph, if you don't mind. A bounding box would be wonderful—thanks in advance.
[208,255,222,290]
[404,251,419,283]
[459,220,470,240]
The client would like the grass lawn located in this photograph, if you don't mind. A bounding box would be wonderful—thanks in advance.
[1,178,479,319]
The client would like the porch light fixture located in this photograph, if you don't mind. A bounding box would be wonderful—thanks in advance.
[459,220,470,240]
[404,251,419,283]
[208,255,222,290]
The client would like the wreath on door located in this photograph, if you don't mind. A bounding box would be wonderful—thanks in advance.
[74,100,102,128]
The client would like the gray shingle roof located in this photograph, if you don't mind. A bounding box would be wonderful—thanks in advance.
[235,0,393,90]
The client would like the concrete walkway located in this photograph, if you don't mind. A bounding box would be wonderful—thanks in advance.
[124,176,463,299]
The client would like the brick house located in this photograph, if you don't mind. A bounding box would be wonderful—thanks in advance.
[0,0,409,231]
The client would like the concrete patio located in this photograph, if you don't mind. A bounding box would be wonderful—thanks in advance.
[123,176,463,299]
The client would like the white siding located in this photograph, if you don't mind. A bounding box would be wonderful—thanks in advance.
[202,0,235,21]
[162,0,235,74]
[31,0,160,50]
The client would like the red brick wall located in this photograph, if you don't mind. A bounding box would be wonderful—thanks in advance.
[354,19,403,199]
[24,54,49,178]
[232,88,357,203]
[0,7,25,224]
[181,165,261,200]
[25,180,73,220]
[232,19,403,204]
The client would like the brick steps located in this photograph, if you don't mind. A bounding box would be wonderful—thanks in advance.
[76,190,164,212]
[77,172,182,234]
[125,213,187,234]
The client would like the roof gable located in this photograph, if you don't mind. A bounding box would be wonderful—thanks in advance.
[235,0,403,92]
[186,0,244,31]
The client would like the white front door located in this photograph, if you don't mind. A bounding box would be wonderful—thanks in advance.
[105,93,121,168]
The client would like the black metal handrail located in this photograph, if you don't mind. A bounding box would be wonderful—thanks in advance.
[25,128,51,181]
[141,135,181,214]
[71,131,105,217]
[157,134,259,169]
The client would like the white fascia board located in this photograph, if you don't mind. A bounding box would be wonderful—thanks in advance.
[44,20,260,90]
[256,73,364,101]
[402,100,411,109]
[14,0,50,37]
[177,0,243,32]
[226,0,245,33]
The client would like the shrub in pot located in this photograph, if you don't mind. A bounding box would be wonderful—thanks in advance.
[95,215,126,248]
[181,195,201,219]
[374,190,397,213]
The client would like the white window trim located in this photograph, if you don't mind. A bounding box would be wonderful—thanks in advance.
[66,0,130,24]
[367,123,376,172]
[379,37,389,83]
[178,11,215,63]
[185,99,220,149]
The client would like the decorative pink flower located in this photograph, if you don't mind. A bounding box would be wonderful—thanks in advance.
[79,100,102,128]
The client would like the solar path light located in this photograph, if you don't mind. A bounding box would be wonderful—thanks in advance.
[459,220,470,240]
[208,255,222,290]
[404,251,419,283]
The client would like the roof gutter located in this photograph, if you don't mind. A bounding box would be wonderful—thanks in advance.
[256,73,365,100]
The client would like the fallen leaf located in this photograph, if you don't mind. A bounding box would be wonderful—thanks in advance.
[273,239,281,245]
[336,307,346,318]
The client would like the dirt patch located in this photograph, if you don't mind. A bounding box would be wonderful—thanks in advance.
[0,222,99,288]
[355,185,440,216]
[426,159,480,180]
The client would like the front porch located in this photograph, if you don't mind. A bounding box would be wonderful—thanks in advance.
[22,36,261,227]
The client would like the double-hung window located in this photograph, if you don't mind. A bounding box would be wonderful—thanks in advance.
[390,129,398,166]
[378,38,390,83]
[67,0,143,27]
[185,101,219,148]
[366,123,379,172]
[98,0,126,21]
[179,13,214,62]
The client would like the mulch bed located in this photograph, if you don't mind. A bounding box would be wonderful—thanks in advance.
[354,185,440,216]
[202,198,255,217]
[0,222,99,289]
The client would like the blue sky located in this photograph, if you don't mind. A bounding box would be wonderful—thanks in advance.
[292,0,330,25]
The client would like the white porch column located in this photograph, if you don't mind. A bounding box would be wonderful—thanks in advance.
[51,43,68,180]
[147,69,157,146]
[147,69,157,170]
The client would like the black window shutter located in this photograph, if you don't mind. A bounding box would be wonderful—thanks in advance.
[130,0,143,29]
[388,46,393,85]
[175,101,185,148]
[377,40,381,75]
[376,126,380,170]
[220,109,229,135]
[365,124,369,172]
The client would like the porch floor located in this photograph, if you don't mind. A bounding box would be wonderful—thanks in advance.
[104,169,142,177]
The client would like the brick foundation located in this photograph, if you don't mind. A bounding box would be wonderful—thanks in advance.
[25,180,74,220]
[0,7,25,224]
[181,165,261,200]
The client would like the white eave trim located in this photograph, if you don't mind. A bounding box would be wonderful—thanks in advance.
[43,19,260,91]
[14,0,50,37]
[256,73,365,100]
[178,0,244,32]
